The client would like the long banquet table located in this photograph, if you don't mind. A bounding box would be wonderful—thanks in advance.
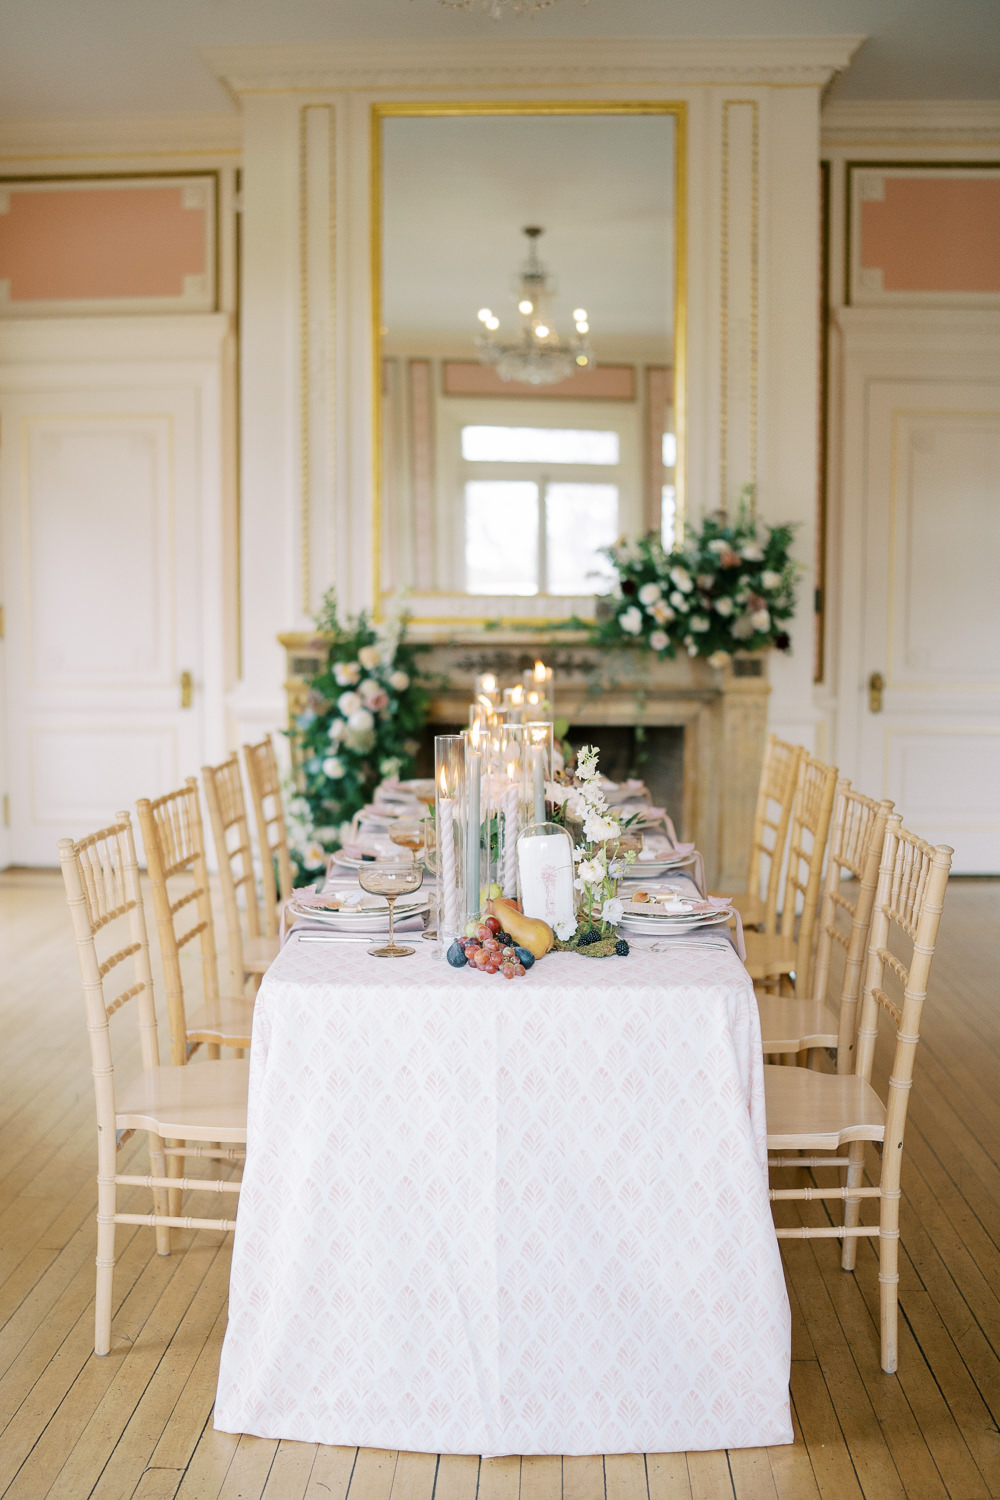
[214,928,792,1456]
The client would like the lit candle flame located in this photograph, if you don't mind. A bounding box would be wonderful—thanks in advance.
[534,660,547,682]
[481,674,496,693]
[511,685,523,704]
[470,720,481,749]
[507,760,517,779]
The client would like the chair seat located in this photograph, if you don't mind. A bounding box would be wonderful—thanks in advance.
[757,994,839,1054]
[764,1064,886,1150]
[744,931,797,980]
[243,934,279,973]
[185,994,256,1049]
[116,1058,249,1141]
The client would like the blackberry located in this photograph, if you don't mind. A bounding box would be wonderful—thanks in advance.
[578,928,601,947]
[615,939,630,957]
[496,931,513,947]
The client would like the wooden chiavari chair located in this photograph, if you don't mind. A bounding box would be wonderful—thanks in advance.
[743,753,839,996]
[715,734,803,931]
[243,735,294,935]
[202,754,278,994]
[59,813,247,1356]
[136,780,255,1065]
[757,781,893,1069]
[765,816,952,1373]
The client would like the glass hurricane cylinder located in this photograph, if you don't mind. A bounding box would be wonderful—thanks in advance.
[516,821,576,936]
[489,722,527,900]
[460,722,494,925]
[434,735,465,954]
[525,721,554,826]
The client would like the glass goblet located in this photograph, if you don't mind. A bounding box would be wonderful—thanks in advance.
[388,818,425,857]
[356,858,424,958]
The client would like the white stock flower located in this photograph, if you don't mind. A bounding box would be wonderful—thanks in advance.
[333,661,361,686]
[358,644,382,670]
[649,629,670,652]
[576,746,600,781]
[554,916,578,941]
[388,669,410,692]
[546,780,571,806]
[650,600,674,624]
[669,565,693,592]
[574,856,606,889]
[618,605,643,635]
[751,608,771,631]
[565,789,588,821]
[322,755,345,779]
[583,810,621,843]
[601,897,624,926]
[337,690,361,716]
[761,570,782,590]
[714,596,734,616]
[347,707,375,733]
[638,581,662,606]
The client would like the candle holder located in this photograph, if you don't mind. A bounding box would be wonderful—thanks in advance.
[502,685,525,724]
[522,661,554,722]
[516,821,576,938]
[489,722,526,900]
[461,721,494,926]
[434,735,466,955]
[524,721,554,826]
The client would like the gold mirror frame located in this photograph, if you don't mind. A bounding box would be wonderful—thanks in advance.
[371,99,687,623]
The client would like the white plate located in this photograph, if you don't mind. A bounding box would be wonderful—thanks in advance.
[288,894,429,924]
[622,855,692,878]
[620,908,732,935]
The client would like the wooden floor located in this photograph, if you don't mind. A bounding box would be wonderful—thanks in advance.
[1,868,998,1499]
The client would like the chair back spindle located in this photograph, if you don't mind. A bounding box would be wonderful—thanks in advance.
[243,736,294,933]
[202,755,263,994]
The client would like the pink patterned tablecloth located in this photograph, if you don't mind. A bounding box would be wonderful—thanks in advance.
[215,939,791,1456]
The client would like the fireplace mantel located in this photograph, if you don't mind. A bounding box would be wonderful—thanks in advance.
[279,628,770,888]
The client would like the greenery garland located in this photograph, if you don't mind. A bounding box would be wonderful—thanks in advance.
[590,488,799,663]
[285,590,430,883]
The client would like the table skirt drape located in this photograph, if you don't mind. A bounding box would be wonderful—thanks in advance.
[214,942,792,1455]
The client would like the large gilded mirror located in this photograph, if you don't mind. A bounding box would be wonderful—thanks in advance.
[373,102,685,619]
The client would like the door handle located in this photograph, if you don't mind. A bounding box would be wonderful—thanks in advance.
[180,670,194,710]
[868,671,884,714]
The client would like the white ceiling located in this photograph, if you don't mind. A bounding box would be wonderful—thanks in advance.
[0,0,998,122]
[382,114,674,343]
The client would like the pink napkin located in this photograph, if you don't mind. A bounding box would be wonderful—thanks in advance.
[707,896,745,960]
[281,891,427,945]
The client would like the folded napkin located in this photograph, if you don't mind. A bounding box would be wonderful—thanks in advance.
[281,890,427,944]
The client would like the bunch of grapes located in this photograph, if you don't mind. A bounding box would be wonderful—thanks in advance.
[447,916,535,980]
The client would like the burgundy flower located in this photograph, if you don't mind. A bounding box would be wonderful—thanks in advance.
[621,578,637,596]
[774,631,791,652]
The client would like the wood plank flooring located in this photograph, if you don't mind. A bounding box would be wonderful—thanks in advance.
[1,867,998,1499]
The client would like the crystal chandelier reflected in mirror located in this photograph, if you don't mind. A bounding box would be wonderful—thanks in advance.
[476,227,593,386]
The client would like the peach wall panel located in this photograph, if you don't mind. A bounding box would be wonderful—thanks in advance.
[860,177,1000,294]
[0,181,212,306]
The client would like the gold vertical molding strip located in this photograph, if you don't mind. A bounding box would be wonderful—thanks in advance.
[719,100,760,514]
[299,105,337,617]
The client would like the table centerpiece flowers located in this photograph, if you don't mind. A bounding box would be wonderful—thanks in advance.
[287,589,430,884]
[591,486,799,666]
[548,744,635,957]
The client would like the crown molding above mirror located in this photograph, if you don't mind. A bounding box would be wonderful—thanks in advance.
[204,35,864,98]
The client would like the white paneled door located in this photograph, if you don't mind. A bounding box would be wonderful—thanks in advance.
[856,377,1000,872]
[0,320,227,864]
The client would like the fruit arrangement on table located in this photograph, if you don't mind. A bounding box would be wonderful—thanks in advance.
[447,915,537,979]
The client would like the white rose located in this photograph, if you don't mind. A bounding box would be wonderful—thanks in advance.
[650,600,674,624]
[358,645,382,670]
[380,756,402,779]
[751,608,771,631]
[618,605,643,635]
[638,581,662,606]
[690,615,710,632]
[328,718,346,743]
[707,539,728,554]
[761,570,782,590]
[348,707,375,733]
[301,841,326,869]
[714,596,734,616]
[708,650,730,669]
[669,591,689,611]
[388,670,410,692]
[322,755,345,779]
[333,661,361,686]
[669,566,693,592]
[337,690,361,716]
[741,543,765,562]
[649,630,669,652]
[731,614,756,640]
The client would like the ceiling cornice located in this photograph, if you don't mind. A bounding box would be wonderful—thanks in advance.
[822,99,1000,146]
[0,113,241,166]
[202,35,865,98]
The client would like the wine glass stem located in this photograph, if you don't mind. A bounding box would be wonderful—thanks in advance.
[387,895,396,948]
